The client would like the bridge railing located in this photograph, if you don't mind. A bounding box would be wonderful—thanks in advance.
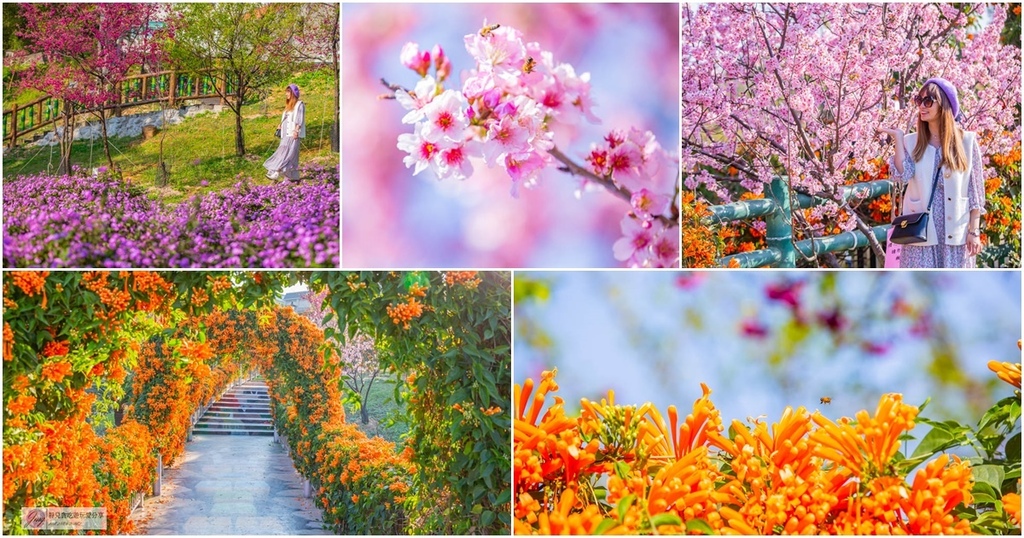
[3,69,233,148]
[701,177,895,268]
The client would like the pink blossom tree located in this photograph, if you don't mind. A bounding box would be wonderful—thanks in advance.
[17,2,166,174]
[303,289,383,425]
[681,3,1021,260]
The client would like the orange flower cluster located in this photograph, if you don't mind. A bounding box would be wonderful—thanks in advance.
[40,360,73,383]
[81,271,134,327]
[190,287,210,308]
[386,297,424,329]
[444,271,482,289]
[208,275,233,295]
[680,191,719,268]
[129,271,174,313]
[3,322,13,360]
[94,420,157,534]
[514,370,977,535]
[1005,492,1021,526]
[306,423,412,533]
[41,339,70,357]
[988,360,1022,389]
[11,271,49,297]
[6,394,36,416]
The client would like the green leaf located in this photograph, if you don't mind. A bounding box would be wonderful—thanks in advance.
[1006,432,1021,463]
[480,510,495,527]
[593,518,619,535]
[616,494,636,523]
[910,424,968,460]
[649,513,682,529]
[972,465,1005,492]
[685,519,716,535]
[613,461,630,480]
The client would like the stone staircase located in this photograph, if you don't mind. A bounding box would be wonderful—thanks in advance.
[193,380,274,436]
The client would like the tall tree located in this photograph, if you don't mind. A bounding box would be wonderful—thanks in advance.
[293,3,339,152]
[17,3,165,174]
[168,3,299,157]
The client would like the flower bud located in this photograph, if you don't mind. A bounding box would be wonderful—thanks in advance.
[400,42,431,77]
[432,45,452,82]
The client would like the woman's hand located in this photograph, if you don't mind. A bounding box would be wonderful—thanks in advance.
[875,126,904,140]
[876,124,907,175]
[966,233,983,257]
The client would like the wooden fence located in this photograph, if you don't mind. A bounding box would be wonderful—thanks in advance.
[3,70,234,148]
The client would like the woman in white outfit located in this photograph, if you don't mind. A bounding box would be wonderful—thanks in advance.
[877,78,986,268]
[264,83,306,183]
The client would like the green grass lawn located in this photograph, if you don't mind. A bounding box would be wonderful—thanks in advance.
[343,376,411,446]
[3,68,337,205]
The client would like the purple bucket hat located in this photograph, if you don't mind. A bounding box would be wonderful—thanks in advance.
[287,83,300,99]
[924,78,959,120]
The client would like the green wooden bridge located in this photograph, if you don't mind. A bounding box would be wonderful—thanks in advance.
[3,70,235,148]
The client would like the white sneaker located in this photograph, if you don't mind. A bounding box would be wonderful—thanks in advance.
[266,170,280,180]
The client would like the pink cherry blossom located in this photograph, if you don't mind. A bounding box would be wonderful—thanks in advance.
[419,89,469,146]
[504,151,547,196]
[464,21,527,85]
[437,143,475,181]
[397,126,441,176]
[482,114,531,166]
[396,75,439,123]
[613,216,677,268]
[630,188,671,220]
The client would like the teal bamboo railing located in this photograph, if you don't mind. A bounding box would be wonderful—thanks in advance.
[702,177,894,268]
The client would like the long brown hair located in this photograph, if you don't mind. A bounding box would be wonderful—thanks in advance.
[911,82,968,172]
[284,87,297,112]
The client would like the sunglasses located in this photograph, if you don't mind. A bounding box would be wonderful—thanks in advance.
[913,95,936,108]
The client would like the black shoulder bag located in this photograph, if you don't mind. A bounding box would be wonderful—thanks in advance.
[889,160,941,245]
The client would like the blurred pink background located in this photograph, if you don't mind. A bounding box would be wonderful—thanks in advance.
[341,3,679,267]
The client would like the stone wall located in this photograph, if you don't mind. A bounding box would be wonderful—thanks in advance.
[32,103,228,147]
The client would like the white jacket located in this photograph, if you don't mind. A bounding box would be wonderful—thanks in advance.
[900,131,975,246]
[280,101,306,139]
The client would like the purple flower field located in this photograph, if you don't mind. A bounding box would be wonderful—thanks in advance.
[3,166,340,268]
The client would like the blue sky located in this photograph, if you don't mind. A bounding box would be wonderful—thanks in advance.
[515,271,1021,428]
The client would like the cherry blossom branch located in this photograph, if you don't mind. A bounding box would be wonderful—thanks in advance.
[549,146,677,227]
[390,22,680,267]
[548,146,628,201]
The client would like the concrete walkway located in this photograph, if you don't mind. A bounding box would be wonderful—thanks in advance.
[131,435,328,534]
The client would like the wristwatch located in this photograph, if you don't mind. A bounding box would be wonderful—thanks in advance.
[968,229,981,238]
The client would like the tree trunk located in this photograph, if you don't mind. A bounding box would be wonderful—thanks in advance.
[157,107,170,187]
[360,406,369,425]
[234,103,245,157]
[98,108,114,170]
[57,104,74,175]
